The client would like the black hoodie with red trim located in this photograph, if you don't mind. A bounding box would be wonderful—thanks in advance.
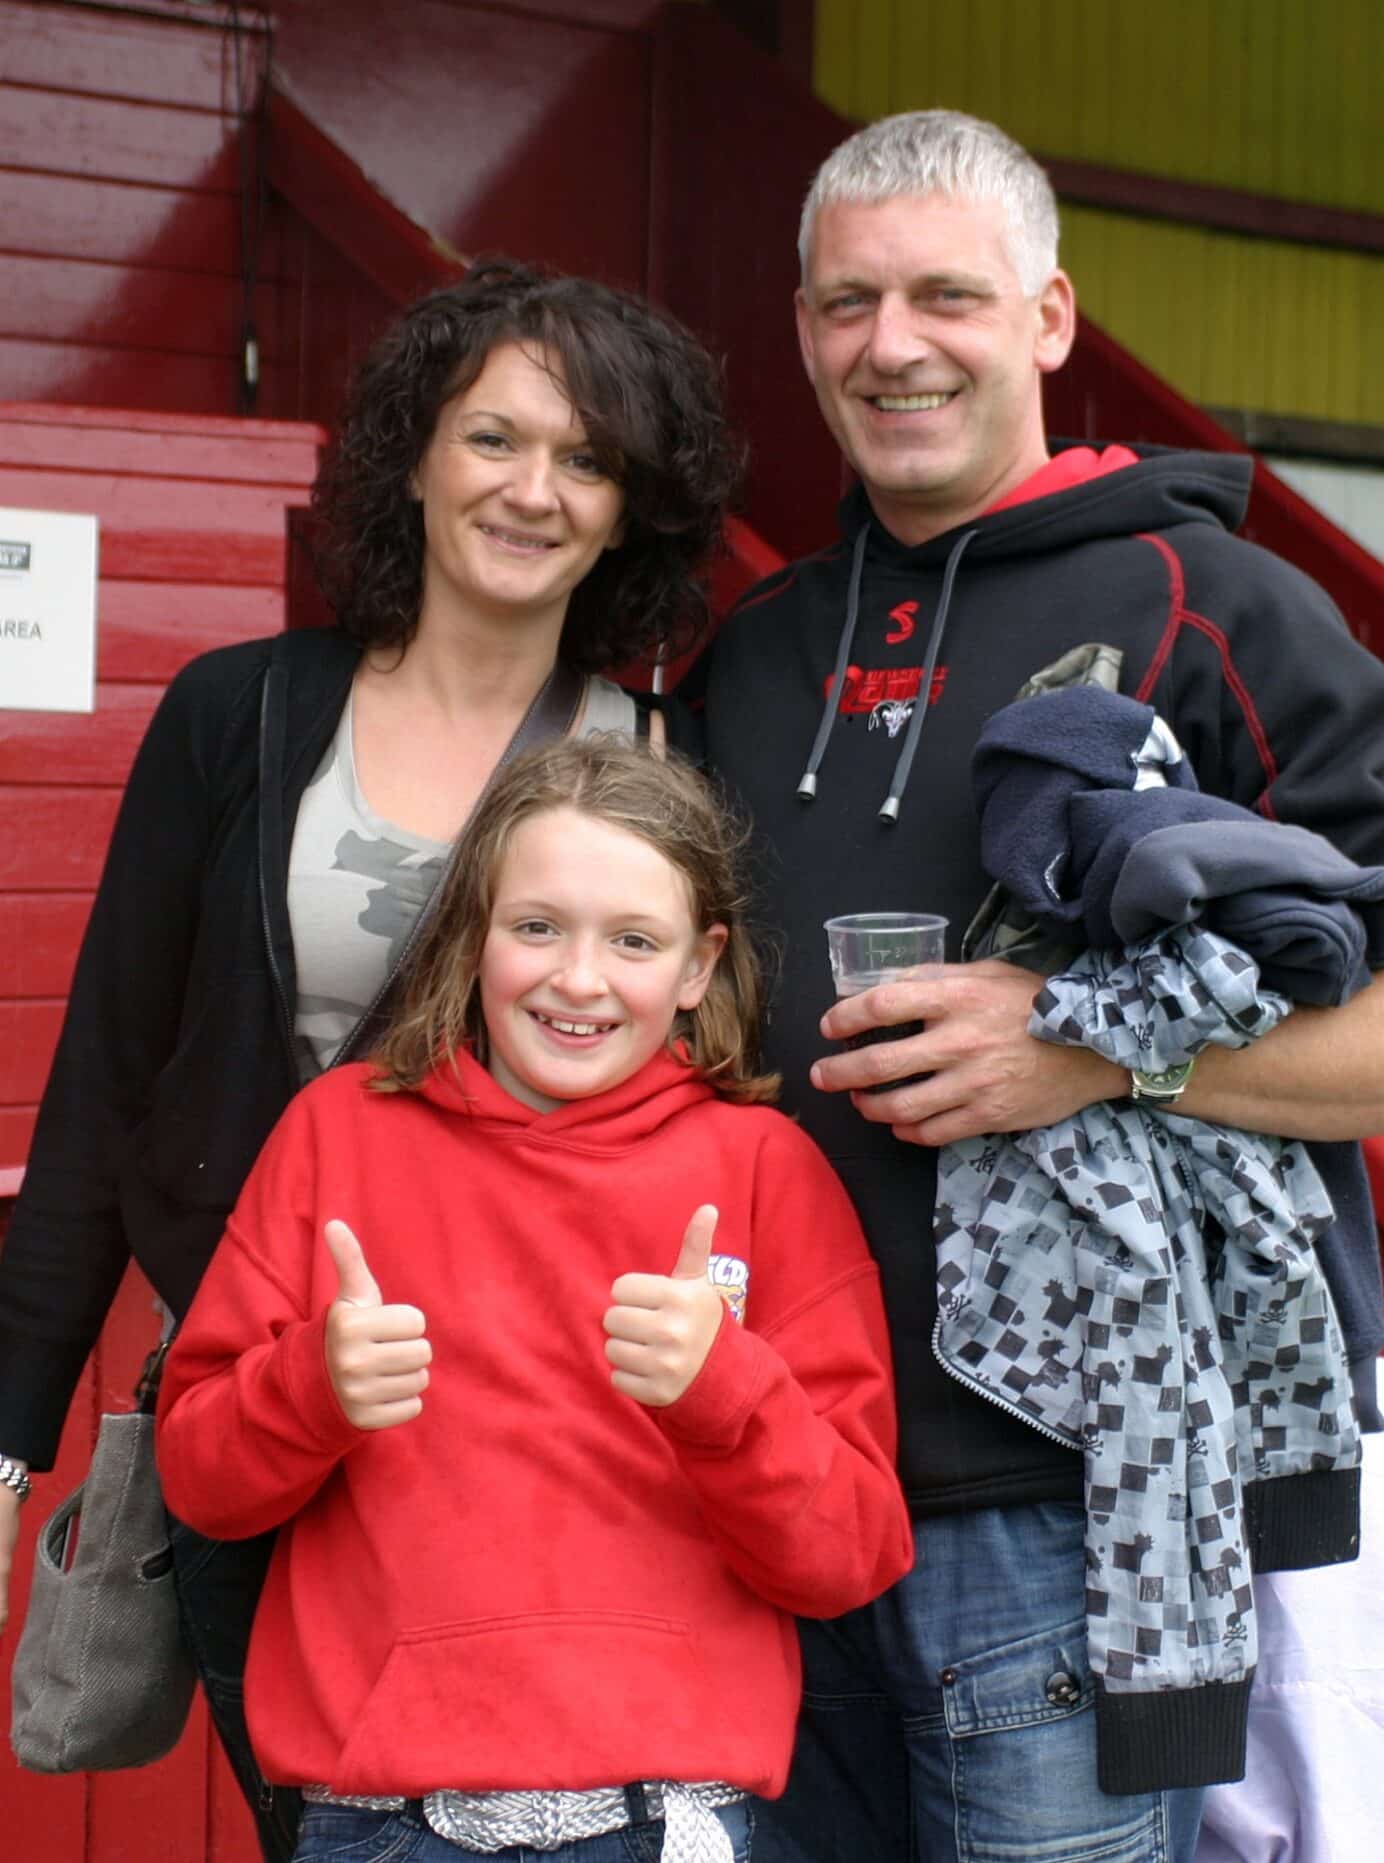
[675,446,1384,1518]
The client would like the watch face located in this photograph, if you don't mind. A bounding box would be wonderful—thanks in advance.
[1132,1060,1194,1100]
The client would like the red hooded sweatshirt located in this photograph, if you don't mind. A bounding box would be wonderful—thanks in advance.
[158,1047,912,1800]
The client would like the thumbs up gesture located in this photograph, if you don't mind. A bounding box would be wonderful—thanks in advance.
[603,1205,727,1408]
[322,1219,431,1431]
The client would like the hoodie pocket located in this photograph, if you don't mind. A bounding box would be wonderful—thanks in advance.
[334,1610,695,1793]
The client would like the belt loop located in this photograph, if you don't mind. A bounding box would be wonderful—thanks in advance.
[404,1799,427,1825]
[624,1782,651,1826]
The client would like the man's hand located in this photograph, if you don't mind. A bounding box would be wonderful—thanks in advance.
[322,1219,431,1431]
[603,1205,726,1408]
[811,959,1125,1146]
[0,1486,21,1636]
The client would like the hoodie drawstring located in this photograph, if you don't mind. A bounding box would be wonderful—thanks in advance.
[795,524,980,825]
[878,527,979,824]
[796,524,869,802]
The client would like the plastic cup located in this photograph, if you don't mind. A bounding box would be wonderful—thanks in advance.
[823,912,949,1092]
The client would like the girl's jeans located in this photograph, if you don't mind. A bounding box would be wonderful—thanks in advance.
[751,1501,1205,1863]
[291,1800,753,1861]
[169,1516,302,1863]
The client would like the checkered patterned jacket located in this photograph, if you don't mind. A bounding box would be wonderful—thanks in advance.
[936,927,1363,1796]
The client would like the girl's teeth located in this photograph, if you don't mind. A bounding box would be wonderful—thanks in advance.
[539,1014,613,1036]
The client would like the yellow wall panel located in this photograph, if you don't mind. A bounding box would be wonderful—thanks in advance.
[1061,208,1384,426]
[817,0,1384,213]
[811,0,1384,424]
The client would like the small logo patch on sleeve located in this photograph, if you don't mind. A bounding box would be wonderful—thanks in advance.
[707,1255,750,1324]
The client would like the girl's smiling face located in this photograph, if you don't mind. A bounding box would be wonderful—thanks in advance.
[478,807,727,1112]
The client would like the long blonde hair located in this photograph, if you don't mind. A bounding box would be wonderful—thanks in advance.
[373,737,780,1104]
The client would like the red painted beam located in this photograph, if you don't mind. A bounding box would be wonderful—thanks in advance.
[265,85,466,307]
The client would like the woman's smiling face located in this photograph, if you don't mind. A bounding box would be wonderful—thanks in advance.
[411,341,626,635]
[478,807,726,1112]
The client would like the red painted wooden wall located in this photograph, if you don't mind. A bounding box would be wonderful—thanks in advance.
[0,400,323,1859]
[0,2,276,413]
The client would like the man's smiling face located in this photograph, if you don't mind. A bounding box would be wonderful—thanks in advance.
[796,193,1074,546]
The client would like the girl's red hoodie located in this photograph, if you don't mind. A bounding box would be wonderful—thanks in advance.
[157,1047,912,1799]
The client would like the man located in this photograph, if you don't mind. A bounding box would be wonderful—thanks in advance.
[678,110,1384,1862]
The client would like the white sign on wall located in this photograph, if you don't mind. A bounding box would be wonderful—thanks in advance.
[0,506,99,713]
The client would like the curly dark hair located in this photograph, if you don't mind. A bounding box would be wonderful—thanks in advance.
[310,258,743,672]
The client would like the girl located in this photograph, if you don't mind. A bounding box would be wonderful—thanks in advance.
[157,737,913,1863]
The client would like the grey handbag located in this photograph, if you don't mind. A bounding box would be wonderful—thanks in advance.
[9,1344,196,1771]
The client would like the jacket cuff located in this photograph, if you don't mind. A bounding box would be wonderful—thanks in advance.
[1095,1674,1252,1794]
[277,1310,366,1452]
[656,1308,767,1451]
[1245,1465,1361,1571]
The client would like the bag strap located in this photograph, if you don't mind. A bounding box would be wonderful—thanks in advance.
[134,1340,172,1416]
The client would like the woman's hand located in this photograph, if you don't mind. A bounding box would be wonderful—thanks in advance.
[322,1220,431,1431]
[0,1484,22,1635]
[604,1205,726,1407]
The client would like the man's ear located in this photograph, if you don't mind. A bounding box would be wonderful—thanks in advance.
[1034,269,1077,376]
[794,288,818,387]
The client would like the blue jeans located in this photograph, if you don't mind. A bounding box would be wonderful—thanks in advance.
[753,1502,1205,1863]
[291,1800,753,1862]
[169,1515,302,1862]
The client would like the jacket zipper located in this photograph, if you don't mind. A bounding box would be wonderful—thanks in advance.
[930,1314,1081,1453]
[258,661,298,1075]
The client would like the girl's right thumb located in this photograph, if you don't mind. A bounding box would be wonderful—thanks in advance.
[323,1218,383,1308]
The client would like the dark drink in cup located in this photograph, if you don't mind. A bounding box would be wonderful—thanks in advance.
[838,1001,928,1092]
[824,914,948,1096]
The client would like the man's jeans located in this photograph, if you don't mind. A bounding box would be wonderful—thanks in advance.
[291,1800,753,1861]
[169,1516,302,1863]
[753,1501,1205,1863]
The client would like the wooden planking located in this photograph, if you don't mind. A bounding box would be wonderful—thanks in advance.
[270,204,397,428]
[95,581,288,679]
[103,529,292,586]
[0,1104,36,1163]
[0,400,320,1191]
[0,168,278,277]
[270,0,651,287]
[0,1001,64,1104]
[0,683,160,785]
[0,0,267,418]
[1,0,263,110]
[0,253,286,360]
[0,86,240,193]
[0,893,89,996]
[0,399,328,446]
[0,336,293,418]
[0,409,323,485]
[0,786,120,888]
[0,464,308,535]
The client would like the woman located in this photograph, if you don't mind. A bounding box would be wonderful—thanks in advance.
[0,257,739,1860]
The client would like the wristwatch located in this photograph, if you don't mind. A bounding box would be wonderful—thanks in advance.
[1129,1058,1196,1106]
[0,1454,32,1503]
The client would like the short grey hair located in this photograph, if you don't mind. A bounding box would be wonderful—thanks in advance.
[799,110,1060,297]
